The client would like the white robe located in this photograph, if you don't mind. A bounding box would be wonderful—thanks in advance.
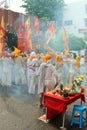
[56,63,63,83]
[2,57,12,87]
[0,58,2,85]
[37,61,58,94]
[62,60,76,87]
[27,58,39,94]
[13,56,27,85]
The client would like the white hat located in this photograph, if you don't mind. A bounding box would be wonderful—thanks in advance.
[30,51,36,57]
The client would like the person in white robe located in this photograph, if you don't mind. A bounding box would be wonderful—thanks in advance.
[27,51,39,94]
[2,53,12,87]
[37,54,58,107]
[79,55,86,86]
[13,55,27,85]
[0,56,2,85]
[55,54,64,85]
[62,57,76,88]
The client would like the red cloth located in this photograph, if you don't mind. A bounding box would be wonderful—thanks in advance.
[44,91,85,119]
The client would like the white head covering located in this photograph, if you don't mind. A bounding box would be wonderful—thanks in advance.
[30,51,36,57]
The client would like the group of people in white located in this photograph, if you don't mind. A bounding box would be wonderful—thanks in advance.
[0,52,27,87]
[0,50,86,107]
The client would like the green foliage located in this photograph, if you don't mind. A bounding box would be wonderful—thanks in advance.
[5,31,18,51]
[47,32,87,52]
[22,0,65,23]
[69,35,87,50]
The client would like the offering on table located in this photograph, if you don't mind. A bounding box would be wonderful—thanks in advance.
[68,89,76,96]
[62,89,69,98]
[59,85,69,97]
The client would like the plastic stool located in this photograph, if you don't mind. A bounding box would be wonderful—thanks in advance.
[70,105,87,128]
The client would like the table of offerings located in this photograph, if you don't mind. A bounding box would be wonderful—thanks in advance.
[44,87,86,129]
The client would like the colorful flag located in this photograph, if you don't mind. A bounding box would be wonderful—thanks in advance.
[1,16,5,29]
[62,25,70,56]
[25,17,30,28]
[0,16,5,54]
[24,17,32,51]
[47,22,56,37]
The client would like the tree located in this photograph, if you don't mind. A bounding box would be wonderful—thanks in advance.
[47,33,87,52]
[5,25,18,51]
[22,0,65,23]
[69,35,87,51]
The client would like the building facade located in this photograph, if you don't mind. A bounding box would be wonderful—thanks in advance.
[63,0,87,41]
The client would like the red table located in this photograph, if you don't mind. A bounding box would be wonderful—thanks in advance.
[44,90,85,129]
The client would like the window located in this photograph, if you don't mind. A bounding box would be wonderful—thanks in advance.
[64,20,73,26]
[85,4,87,13]
[84,18,87,27]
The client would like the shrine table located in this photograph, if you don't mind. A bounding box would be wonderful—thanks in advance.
[44,90,85,129]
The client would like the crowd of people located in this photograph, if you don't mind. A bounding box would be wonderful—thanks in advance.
[0,49,86,107]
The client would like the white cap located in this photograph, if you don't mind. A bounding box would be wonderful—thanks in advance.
[30,51,36,56]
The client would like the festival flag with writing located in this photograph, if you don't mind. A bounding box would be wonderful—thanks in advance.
[0,16,5,54]
[47,22,56,37]
[24,17,32,51]
[62,25,70,56]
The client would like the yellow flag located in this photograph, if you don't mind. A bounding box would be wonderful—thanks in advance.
[1,16,5,29]
[0,43,2,54]
[0,16,5,53]
[25,17,30,27]
[29,39,32,50]
[24,17,32,51]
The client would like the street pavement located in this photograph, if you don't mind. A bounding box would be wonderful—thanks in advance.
[0,84,87,130]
